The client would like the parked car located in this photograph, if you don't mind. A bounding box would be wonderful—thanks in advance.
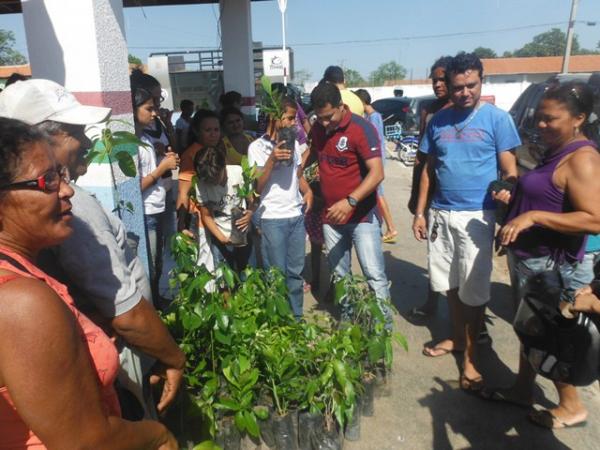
[509,72,600,170]
[373,95,441,136]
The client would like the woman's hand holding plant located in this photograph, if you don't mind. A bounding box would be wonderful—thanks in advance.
[235,210,253,232]
[157,152,179,175]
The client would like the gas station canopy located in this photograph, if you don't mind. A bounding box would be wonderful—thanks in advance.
[0,0,269,14]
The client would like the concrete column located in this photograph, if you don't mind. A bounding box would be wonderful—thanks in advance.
[21,0,149,270]
[220,0,256,115]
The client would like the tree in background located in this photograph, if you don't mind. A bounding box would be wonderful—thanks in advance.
[473,47,497,59]
[370,61,406,86]
[292,69,311,85]
[513,28,578,57]
[128,54,143,66]
[0,30,27,65]
[343,68,365,87]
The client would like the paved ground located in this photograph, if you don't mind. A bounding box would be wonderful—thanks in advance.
[160,148,600,449]
[303,150,600,450]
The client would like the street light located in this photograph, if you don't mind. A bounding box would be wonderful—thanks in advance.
[277,0,288,86]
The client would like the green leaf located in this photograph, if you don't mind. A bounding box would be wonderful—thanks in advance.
[192,441,223,450]
[84,148,102,165]
[222,265,236,289]
[181,310,202,331]
[222,366,239,389]
[214,397,240,411]
[115,151,137,177]
[234,410,246,432]
[244,410,260,438]
[238,354,249,373]
[253,405,269,420]
[274,297,291,316]
[384,338,393,367]
[260,74,272,95]
[214,329,232,346]
[111,130,144,144]
[393,332,409,351]
[334,279,347,304]
[216,311,230,331]
[367,340,385,363]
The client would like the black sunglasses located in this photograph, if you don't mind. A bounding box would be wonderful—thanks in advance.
[0,166,70,193]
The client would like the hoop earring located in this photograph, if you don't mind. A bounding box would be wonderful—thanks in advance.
[574,126,580,137]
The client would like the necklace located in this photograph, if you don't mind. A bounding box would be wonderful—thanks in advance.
[454,102,481,139]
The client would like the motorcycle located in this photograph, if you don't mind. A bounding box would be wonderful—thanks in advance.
[397,134,419,166]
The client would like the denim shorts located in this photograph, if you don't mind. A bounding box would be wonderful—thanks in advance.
[507,251,583,307]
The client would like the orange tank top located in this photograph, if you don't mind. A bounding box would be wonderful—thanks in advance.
[0,248,121,449]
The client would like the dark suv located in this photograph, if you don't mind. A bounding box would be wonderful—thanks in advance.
[509,72,600,170]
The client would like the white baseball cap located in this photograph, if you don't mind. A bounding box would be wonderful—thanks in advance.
[0,78,111,125]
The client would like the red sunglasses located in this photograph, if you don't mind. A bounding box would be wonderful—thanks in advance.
[0,167,70,192]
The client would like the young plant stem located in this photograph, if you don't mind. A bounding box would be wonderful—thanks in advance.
[270,376,283,416]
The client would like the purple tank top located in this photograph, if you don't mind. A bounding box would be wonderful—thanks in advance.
[506,139,598,263]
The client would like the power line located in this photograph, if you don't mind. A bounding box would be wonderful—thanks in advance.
[290,21,569,47]
[129,19,599,52]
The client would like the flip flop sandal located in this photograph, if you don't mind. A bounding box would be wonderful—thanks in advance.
[422,345,462,357]
[382,235,397,244]
[409,306,436,319]
[478,388,533,409]
[529,409,587,429]
[460,374,484,392]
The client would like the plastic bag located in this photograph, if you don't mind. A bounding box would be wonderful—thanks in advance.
[344,399,361,441]
[216,417,241,450]
[272,411,298,450]
[361,377,375,417]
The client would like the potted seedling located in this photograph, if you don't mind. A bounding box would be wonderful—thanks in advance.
[230,156,258,247]
[86,119,149,215]
[259,75,296,167]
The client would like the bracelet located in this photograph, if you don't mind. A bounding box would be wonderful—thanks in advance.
[415,213,425,218]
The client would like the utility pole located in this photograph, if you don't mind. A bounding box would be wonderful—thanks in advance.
[561,0,579,74]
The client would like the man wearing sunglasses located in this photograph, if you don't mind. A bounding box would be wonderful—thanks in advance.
[0,79,185,419]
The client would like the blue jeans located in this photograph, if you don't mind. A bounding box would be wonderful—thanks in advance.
[261,215,306,319]
[507,250,580,308]
[210,239,252,273]
[323,214,392,325]
[570,250,600,292]
[145,212,164,302]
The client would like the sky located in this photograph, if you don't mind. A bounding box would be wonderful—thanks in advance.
[0,0,599,83]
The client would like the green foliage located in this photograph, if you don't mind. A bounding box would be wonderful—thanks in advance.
[258,75,284,120]
[192,442,223,450]
[166,234,407,443]
[0,30,26,65]
[343,68,365,87]
[513,28,577,57]
[472,47,497,59]
[128,53,143,65]
[369,61,407,86]
[87,119,147,178]
[234,156,258,204]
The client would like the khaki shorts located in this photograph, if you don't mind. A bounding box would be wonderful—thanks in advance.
[427,209,495,306]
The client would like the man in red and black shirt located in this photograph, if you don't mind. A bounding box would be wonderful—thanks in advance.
[310,82,392,325]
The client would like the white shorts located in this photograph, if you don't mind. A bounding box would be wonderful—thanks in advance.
[427,209,495,306]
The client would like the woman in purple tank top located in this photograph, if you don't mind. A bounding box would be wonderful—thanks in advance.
[481,81,600,429]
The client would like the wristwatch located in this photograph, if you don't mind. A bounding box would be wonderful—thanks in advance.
[346,196,358,208]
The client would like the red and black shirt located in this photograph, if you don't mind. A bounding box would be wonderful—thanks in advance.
[311,107,382,224]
